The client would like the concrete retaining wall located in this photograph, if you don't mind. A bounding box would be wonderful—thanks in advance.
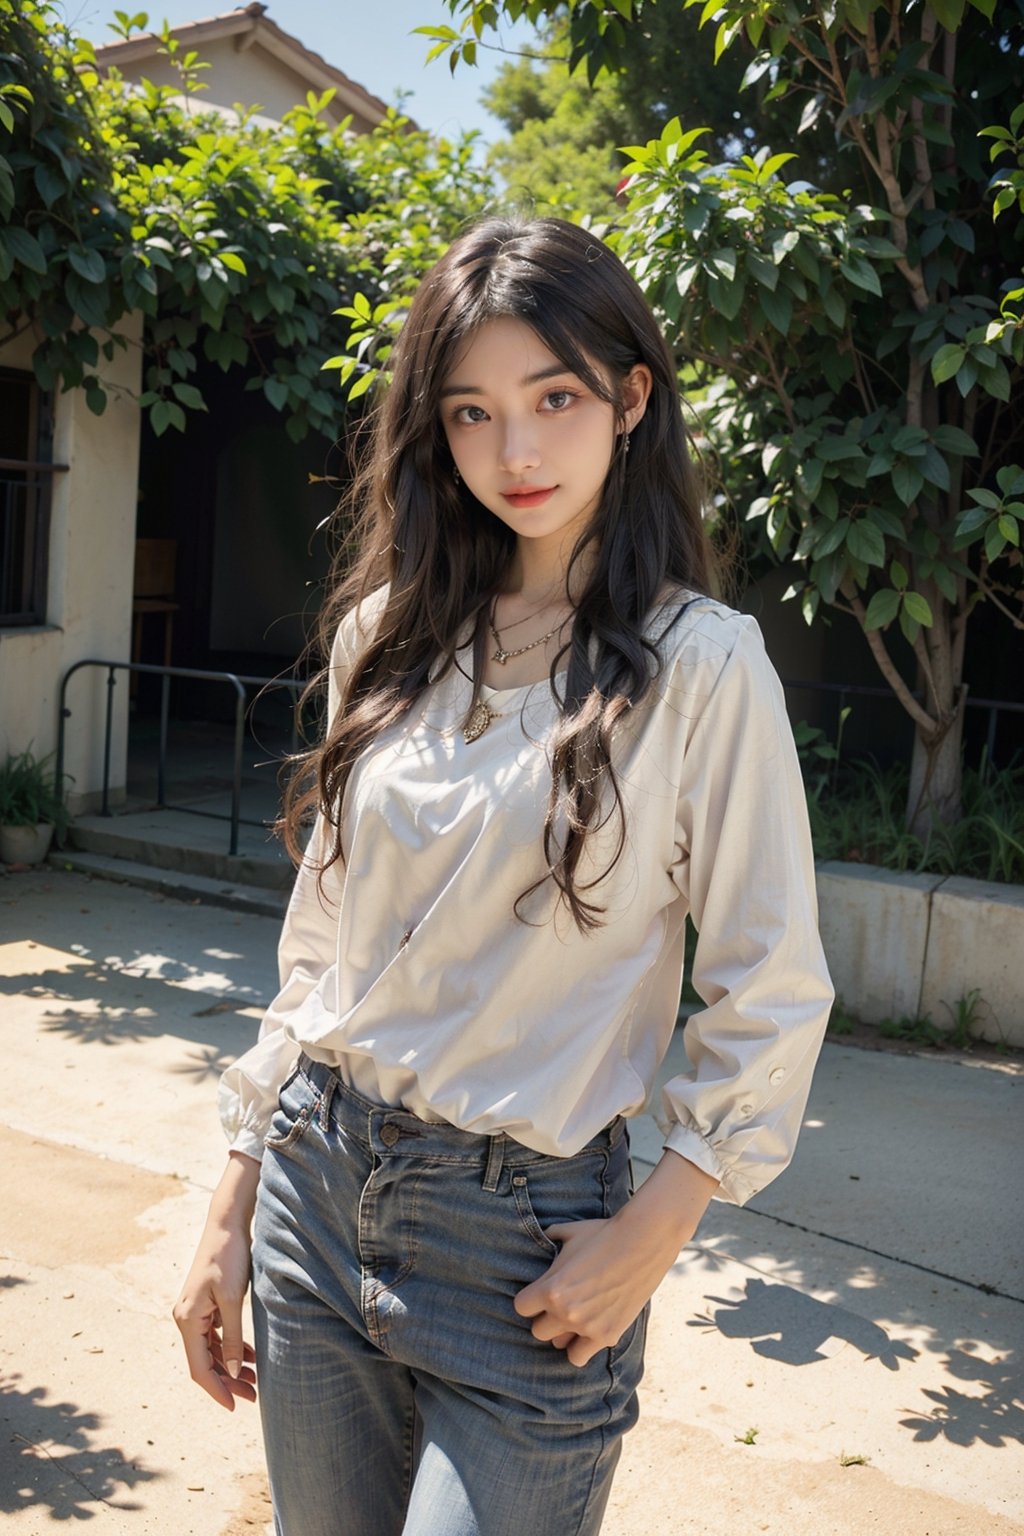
[816,861,1024,1049]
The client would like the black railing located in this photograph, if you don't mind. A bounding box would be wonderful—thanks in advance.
[780,677,1024,766]
[56,660,305,856]
[56,661,1022,859]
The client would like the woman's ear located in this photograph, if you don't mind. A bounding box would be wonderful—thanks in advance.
[621,363,653,434]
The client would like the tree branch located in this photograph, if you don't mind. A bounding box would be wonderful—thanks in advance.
[846,592,938,735]
[964,569,1024,631]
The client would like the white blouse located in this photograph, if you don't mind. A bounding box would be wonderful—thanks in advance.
[219,592,834,1206]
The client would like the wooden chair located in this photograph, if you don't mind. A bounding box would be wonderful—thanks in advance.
[132,538,179,681]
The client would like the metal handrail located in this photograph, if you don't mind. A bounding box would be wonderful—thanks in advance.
[56,659,304,856]
[780,676,1024,764]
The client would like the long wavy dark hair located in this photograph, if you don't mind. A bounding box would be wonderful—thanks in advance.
[281,216,716,930]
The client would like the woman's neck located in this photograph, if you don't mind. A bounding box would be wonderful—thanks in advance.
[505,535,592,606]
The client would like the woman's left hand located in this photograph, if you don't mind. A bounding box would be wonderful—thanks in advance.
[513,1149,719,1368]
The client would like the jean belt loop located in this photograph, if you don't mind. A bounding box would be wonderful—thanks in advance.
[482,1133,506,1192]
[316,1073,337,1132]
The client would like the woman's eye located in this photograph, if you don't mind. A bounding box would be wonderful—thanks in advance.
[544,389,577,411]
[453,404,488,425]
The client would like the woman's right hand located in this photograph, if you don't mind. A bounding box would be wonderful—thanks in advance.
[173,1151,261,1411]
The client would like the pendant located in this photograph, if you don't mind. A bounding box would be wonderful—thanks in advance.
[492,646,510,664]
[463,700,496,743]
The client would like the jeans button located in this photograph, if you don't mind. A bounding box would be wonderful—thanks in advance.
[380,1122,400,1147]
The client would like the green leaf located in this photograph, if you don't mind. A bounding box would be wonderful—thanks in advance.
[931,425,978,456]
[931,343,966,384]
[996,465,1024,496]
[984,523,1007,562]
[814,517,850,557]
[921,444,951,491]
[675,259,700,298]
[708,273,745,320]
[903,591,933,626]
[840,255,882,297]
[891,425,929,455]
[171,382,208,411]
[33,162,67,209]
[892,461,924,505]
[68,246,107,284]
[263,377,289,410]
[347,370,375,402]
[822,286,846,328]
[929,0,966,27]
[847,520,886,567]
[975,359,1011,402]
[707,248,738,282]
[864,588,901,629]
[770,229,800,264]
[816,436,862,463]
[4,226,47,274]
[899,607,921,646]
[796,457,825,499]
[890,560,908,590]
[758,284,792,335]
[745,251,779,291]
[997,515,1020,546]
[219,251,247,274]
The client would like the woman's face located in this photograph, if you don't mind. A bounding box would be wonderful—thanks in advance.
[439,317,649,557]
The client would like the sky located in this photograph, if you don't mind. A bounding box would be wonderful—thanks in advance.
[63,0,539,144]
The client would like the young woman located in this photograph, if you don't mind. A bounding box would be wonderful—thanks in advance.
[174,217,834,1536]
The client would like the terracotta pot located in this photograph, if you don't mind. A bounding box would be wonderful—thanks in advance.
[0,822,55,866]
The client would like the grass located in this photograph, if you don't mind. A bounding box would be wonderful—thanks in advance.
[802,753,1024,887]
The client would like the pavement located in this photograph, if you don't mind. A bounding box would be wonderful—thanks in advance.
[1,861,1022,1536]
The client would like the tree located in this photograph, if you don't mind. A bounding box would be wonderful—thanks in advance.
[479,9,759,216]
[416,0,1023,833]
[0,1,495,440]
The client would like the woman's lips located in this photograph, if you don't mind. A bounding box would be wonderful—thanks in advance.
[501,487,556,508]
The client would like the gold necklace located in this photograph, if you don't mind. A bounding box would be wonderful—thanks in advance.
[489,598,567,665]
[492,590,563,635]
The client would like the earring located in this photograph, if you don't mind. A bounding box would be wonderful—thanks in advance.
[453,465,462,485]
[623,431,631,456]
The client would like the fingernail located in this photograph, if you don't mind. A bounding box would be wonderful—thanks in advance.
[226,1359,240,1379]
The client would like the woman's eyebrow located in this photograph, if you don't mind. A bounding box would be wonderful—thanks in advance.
[439,364,575,399]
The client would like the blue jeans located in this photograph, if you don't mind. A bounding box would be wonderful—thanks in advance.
[251,1056,648,1536]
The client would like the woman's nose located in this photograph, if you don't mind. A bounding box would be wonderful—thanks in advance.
[498,421,541,474]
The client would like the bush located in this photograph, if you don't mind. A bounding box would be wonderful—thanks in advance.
[0,747,70,836]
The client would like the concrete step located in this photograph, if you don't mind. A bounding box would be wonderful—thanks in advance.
[69,805,293,891]
[51,848,290,918]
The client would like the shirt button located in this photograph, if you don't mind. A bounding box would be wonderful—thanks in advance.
[380,1123,400,1147]
[769,1068,786,1087]
[739,1103,755,1119]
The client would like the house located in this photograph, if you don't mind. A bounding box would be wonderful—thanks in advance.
[91,3,390,132]
[0,8,390,816]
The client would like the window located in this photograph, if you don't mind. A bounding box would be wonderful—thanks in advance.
[0,369,59,627]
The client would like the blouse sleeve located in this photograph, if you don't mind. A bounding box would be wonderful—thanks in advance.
[217,612,360,1160]
[659,613,835,1206]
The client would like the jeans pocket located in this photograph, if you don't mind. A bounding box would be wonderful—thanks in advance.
[509,1149,608,1257]
[264,1067,321,1151]
[510,1172,561,1257]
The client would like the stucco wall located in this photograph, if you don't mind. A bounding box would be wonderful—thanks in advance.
[0,315,142,813]
[110,37,379,131]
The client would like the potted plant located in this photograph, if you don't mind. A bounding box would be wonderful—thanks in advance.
[0,747,70,866]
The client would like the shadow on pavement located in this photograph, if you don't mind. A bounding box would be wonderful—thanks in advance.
[0,1370,158,1520]
[691,1275,919,1369]
[899,1346,1024,1449]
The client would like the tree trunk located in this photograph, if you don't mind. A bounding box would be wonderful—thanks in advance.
[907,703,965,837]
